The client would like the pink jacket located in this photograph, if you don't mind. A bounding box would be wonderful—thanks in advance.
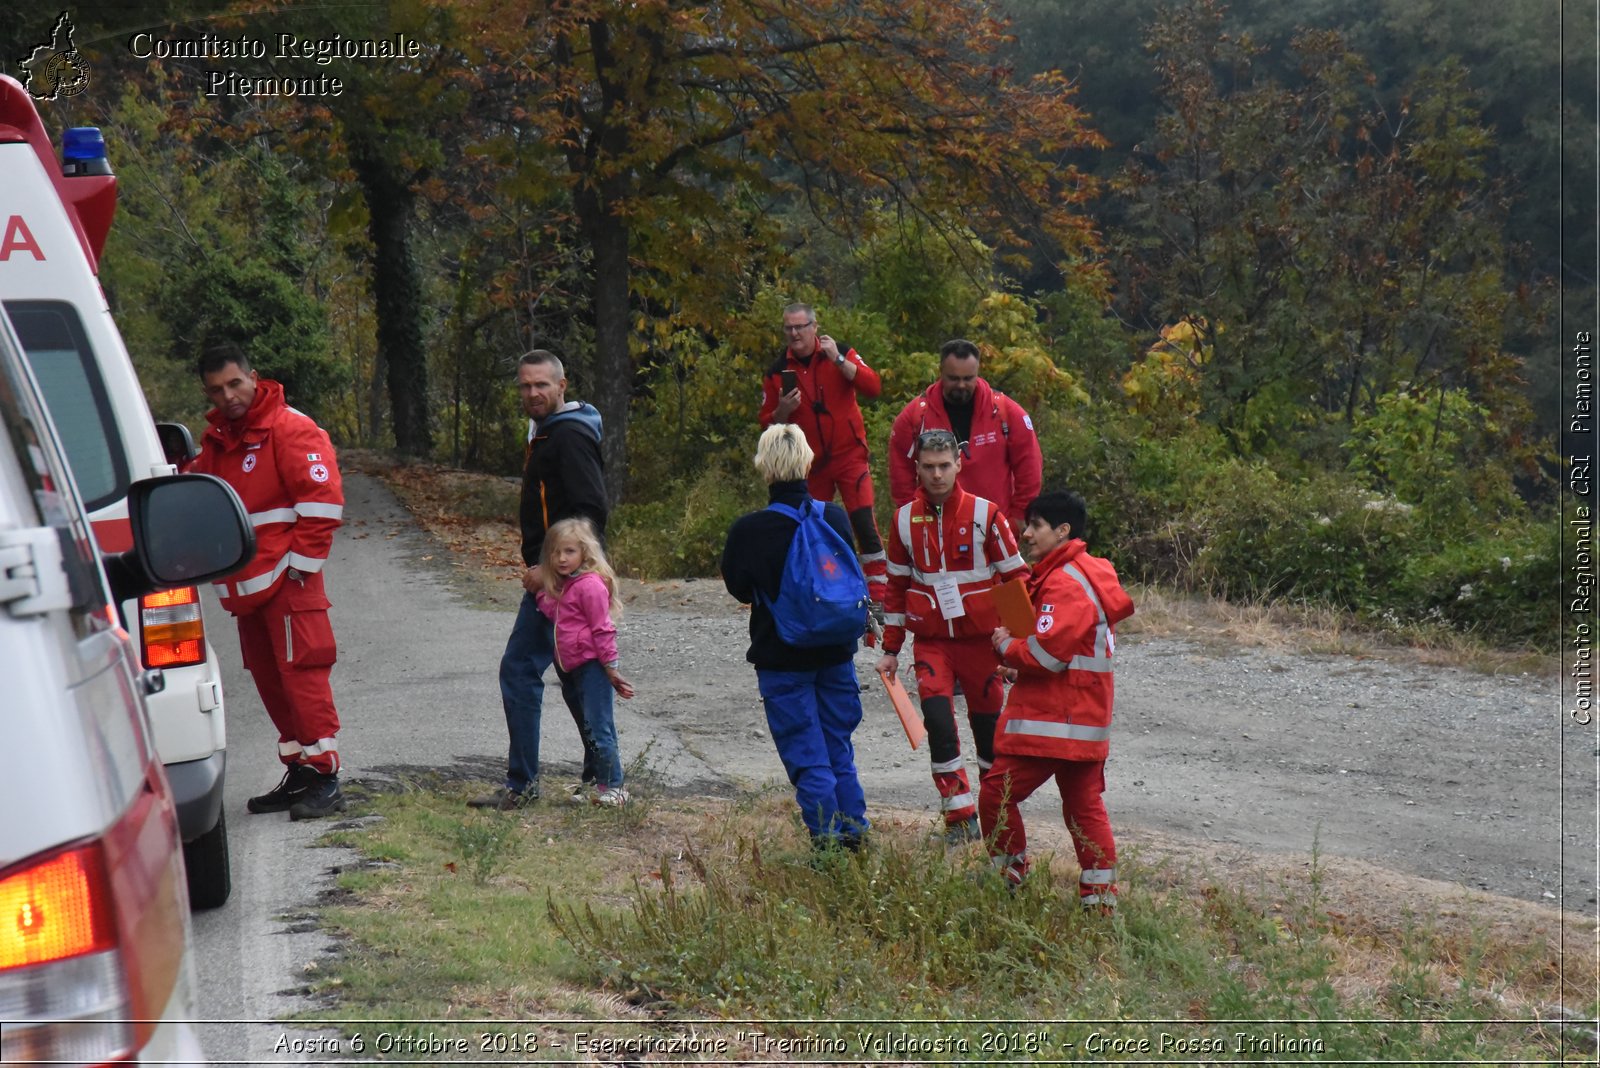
[535,571,619,671]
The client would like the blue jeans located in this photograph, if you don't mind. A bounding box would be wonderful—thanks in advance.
[757,660,869,843]
[556,660,625,788]
[498,593,596,793]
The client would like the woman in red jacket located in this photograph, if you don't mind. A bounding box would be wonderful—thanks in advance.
[979,490,1134,909]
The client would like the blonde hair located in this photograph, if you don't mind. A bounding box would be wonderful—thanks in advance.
[539,517,622,618]
[754,423,814,484]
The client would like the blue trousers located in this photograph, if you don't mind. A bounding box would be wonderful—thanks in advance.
[757,660,869,843]
[555,660,625,788]
[498,593,596,793]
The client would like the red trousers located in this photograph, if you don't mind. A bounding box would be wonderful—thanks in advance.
[807,455,886,601]
[979,754,1117,901]
[912,636,1004,826]
[236,572,342,774]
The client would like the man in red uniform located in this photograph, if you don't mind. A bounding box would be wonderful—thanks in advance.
[190,344,347,820]
[887,339,1042,530]
[875,429,1028,842]
[980,490,1134,908]
[758,303,887,607]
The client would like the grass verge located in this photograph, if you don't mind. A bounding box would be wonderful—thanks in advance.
[302,780,1596,1063]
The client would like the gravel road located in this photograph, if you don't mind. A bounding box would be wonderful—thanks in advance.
[618,567,1591,911]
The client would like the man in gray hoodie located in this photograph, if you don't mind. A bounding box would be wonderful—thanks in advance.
[470,349,608,809]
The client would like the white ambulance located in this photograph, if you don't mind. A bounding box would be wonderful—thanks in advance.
[0,75,234,907]
[0,254,251,1062]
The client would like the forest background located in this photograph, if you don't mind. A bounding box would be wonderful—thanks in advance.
[6,0,1589,649]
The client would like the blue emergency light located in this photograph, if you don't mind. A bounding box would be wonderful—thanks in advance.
[62,126,113,176]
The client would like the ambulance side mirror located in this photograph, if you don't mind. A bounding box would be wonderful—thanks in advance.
[107,474,256,600]
[155,422,197,466]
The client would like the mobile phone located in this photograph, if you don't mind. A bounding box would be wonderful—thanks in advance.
[780,370,799,393]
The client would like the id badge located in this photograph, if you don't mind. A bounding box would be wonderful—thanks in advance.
[933,576,966,619]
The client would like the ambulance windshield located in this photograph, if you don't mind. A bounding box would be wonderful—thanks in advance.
[2,300,126,512]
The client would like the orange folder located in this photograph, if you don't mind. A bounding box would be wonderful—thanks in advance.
[982,577,1036,636]
[878,667,926,750]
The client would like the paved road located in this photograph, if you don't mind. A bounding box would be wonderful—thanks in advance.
[189,473,730,1062]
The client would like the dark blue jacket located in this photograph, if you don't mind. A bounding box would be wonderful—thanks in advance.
[721,480,857,671]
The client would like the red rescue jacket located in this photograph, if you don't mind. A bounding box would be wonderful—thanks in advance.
[190,379,344,615]
[888,378,1042,529]
[758,344,881,469]
[881,484,1028,652]
[995,539,1134,762]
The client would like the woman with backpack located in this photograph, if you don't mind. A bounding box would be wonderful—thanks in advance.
[721,423,871,853]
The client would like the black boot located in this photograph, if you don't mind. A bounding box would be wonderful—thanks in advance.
[246,764,318,814]
[288,771,345,821]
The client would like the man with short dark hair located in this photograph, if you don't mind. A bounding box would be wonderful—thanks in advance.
[190,343,347,820]
[470,349,608,810]
[758,302,887,608]
[876,428,1027,843]
[888,339,1042,530]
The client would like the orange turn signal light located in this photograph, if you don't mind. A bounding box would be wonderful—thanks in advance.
[0,845,114,970]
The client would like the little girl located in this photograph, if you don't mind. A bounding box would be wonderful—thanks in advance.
[535,518,635,806]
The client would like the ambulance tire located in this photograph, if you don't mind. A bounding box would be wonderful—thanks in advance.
[184,810,233,909]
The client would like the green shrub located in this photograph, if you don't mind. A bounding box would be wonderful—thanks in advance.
[1189,465,1415,609]
[610,459,765,579]
[1033,402,1555,648]
[1345,389,1521,536]
[1033,406,1225,584]
[1388,519,1558,646]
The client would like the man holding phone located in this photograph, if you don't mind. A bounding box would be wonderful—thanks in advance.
[758,303,887,612]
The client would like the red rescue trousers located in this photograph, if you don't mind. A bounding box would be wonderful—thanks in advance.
[912,635,1005,826]
[807,455,887,602]
[979,754,1117,903]
[236,572,342,775]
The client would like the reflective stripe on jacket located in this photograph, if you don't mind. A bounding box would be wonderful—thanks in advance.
[191,379,344,615]
[881,484,1027,651]
[995,539,1133,762]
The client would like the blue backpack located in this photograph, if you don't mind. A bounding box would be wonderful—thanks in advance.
[760,499,870,647]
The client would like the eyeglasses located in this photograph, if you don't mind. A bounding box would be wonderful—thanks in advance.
[916,429,960,451]
[783,320,816,334]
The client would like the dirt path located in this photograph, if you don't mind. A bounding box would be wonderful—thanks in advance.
[616,576,1592,912]
[360,461,1594,914]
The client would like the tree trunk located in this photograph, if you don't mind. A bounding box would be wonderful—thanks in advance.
[349,136,432,456]
[566,17,636,504]
[577,185,632,506]
[366,351,386,447]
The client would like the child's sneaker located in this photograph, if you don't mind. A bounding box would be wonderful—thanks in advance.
[566,782,589,805]
[592,786,630,808]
